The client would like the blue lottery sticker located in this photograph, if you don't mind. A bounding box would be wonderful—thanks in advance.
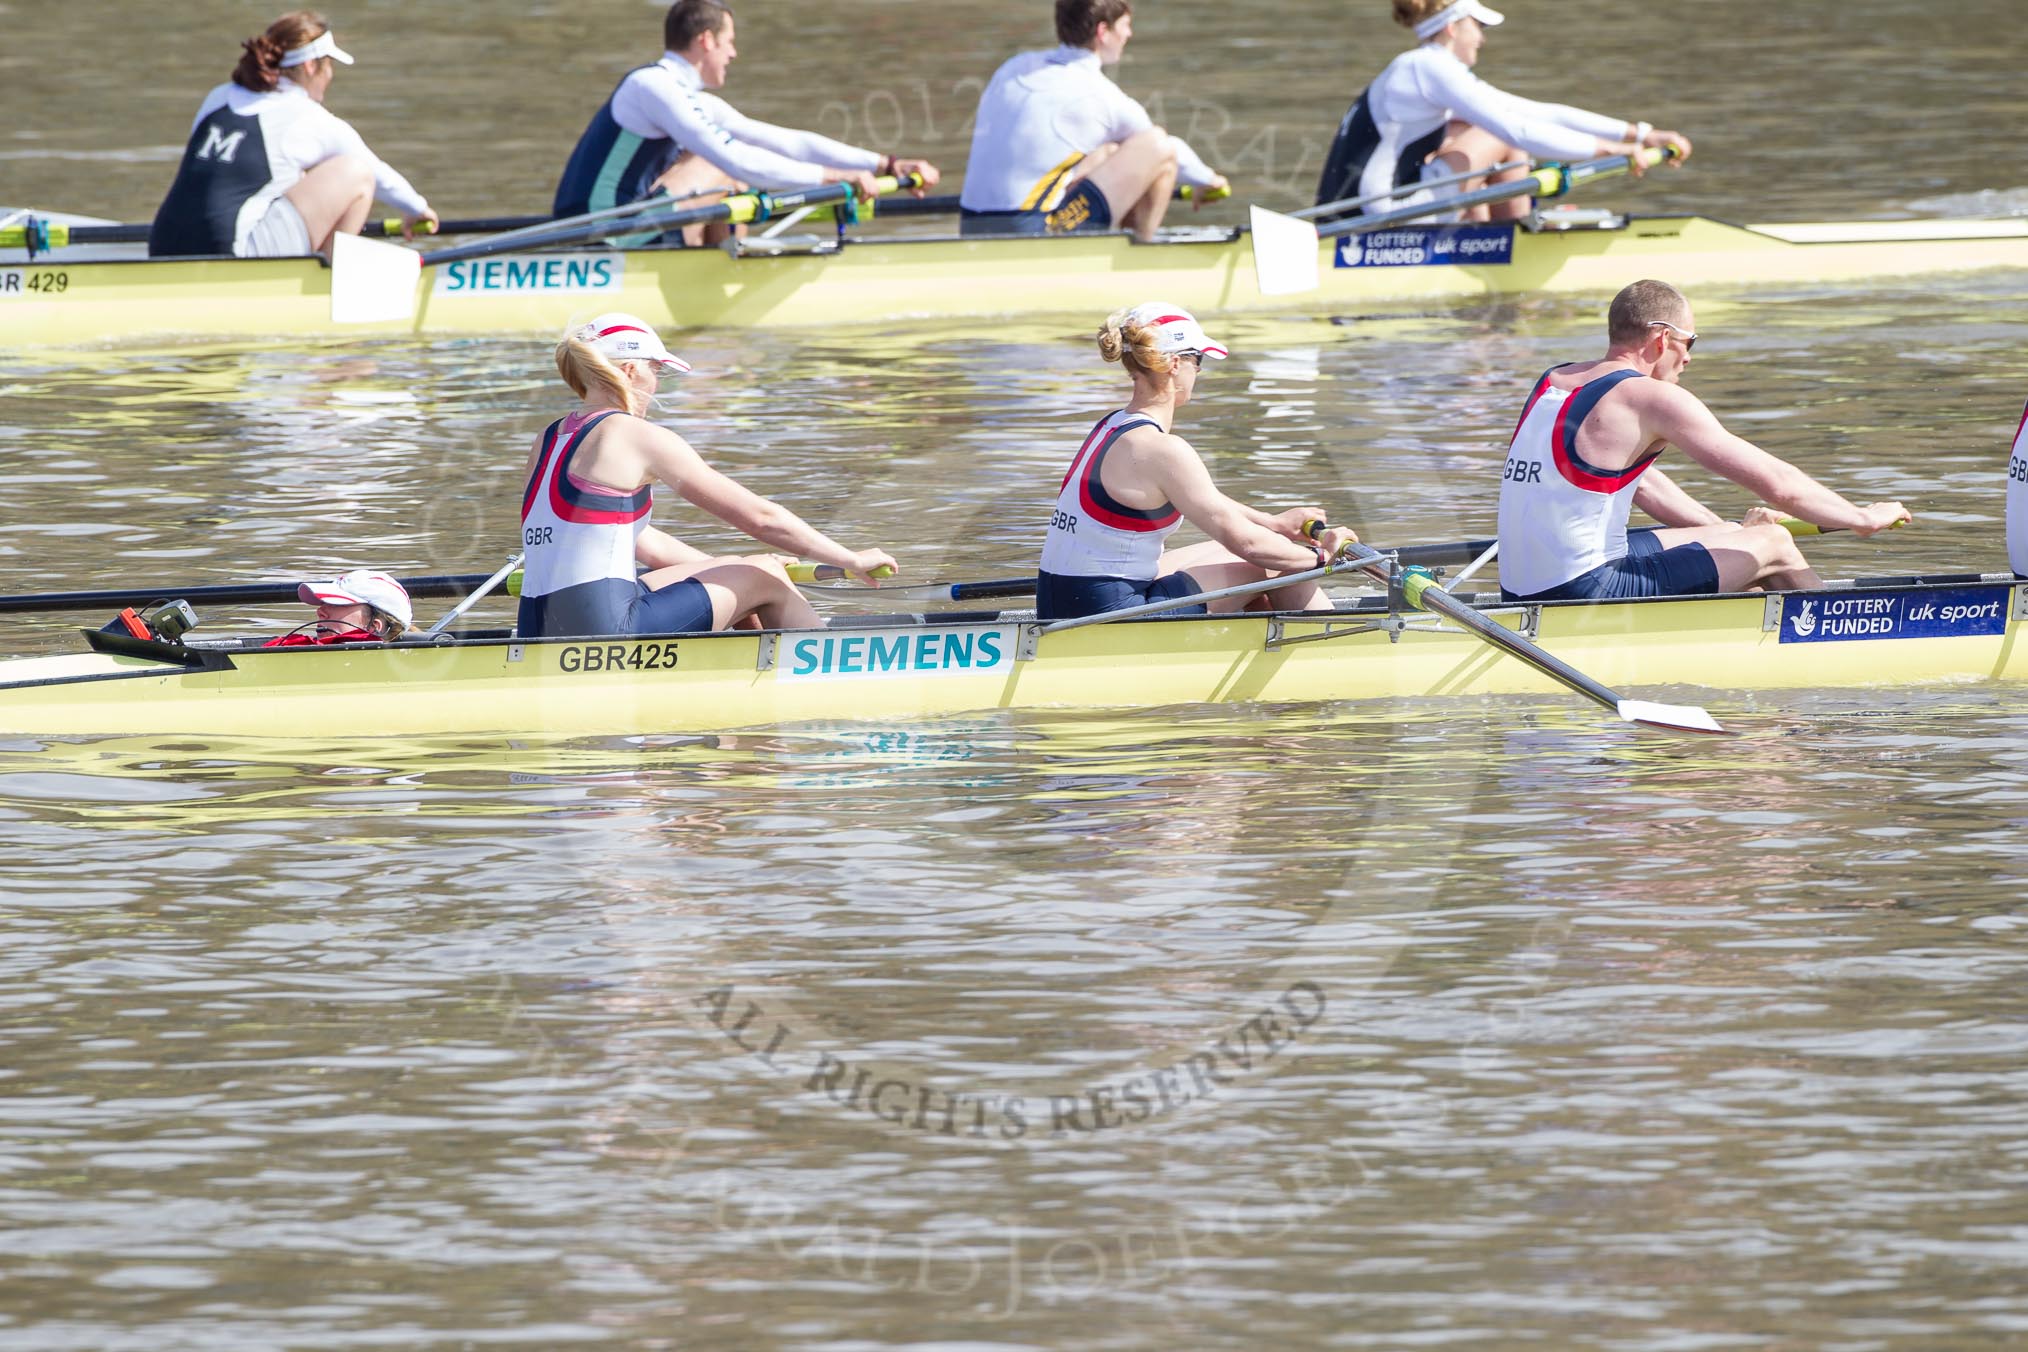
[1777,585,2014,643]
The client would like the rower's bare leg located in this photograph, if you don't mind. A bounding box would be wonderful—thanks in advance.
[286,154,376,253]
[642,556,823,631]
[1428,123,1531,222]
[1081,127,1180,242]
[1666,522,1823,593]
[650,153,747,247]
[1158,542,1334,613]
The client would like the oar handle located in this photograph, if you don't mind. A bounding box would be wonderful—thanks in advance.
[1774,513,1906,538]
[787,562,897,584]
[1177,184,1232,203]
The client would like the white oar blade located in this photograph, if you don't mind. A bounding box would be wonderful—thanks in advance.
[329,230,422,325]
[1617,699,1729,736]
[1249,205,1321,297]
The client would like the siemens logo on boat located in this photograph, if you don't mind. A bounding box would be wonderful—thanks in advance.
[1335,224,1514,269]
[1779,585,2013,644]
[783,627,1017,681]
[434,255,623,295]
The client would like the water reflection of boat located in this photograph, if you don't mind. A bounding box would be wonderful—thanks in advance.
[1,573,2021,739]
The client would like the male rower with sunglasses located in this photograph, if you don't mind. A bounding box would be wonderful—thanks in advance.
[1496,279,1912,602]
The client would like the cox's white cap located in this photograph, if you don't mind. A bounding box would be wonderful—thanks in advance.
[577,313,692,373]
[279,32,355,68]
[298,570,413,628]
[1414,0,1504,40]
[1123,302,1229,360]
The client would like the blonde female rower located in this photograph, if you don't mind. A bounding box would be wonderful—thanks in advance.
[517,313,896,639]
[1036,303,1358,621]
[1313,0,1691,221]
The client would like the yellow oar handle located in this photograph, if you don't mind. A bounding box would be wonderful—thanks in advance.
[1774,514,1907,537]
[1178,184,1232,203]
[378,217,439,236]
[788,562,897,584]
[0,222,73,249]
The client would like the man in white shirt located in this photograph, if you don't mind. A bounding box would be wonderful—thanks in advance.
[959,0,1228,242]
[554,0,940,245]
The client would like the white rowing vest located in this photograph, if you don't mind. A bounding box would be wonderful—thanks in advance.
[1039,411,1180,579]
[1497,367,1660,597]
[519,411,651,598]
[2010,402,2028,576]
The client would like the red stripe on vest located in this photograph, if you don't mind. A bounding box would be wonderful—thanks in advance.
[543,417,650,526]
[1549,393,1654,494]
[1076,435,1181,532]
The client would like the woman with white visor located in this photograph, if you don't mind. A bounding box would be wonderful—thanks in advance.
[1313,0,1691,222]
[150,10,436,257]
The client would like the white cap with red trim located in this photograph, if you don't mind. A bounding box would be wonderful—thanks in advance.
[576,312,692,373]
[297,570,414,628]
[1124,302,1229,361]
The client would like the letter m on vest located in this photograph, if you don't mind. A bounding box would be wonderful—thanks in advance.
[198,127,248,163]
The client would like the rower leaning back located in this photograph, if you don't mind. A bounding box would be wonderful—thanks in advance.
[960,0,1228,242]
[553,0,940,247]
[1497,280,1911,602]
[149,9,436,258]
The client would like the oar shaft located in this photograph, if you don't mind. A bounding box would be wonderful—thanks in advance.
[1299,160,1528,222]
[1386,561,1624,712]
[1317,146,1675,241]
[424,554,525,638]
[421,176,916,266]
[0,572,503,616]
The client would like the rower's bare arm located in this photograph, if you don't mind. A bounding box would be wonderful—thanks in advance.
[1148,440,1328,572]
[645,431,893,578]
[1648,387,1912,535]
[1631,466,1725,527]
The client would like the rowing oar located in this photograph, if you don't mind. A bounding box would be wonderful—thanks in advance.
[423,554,524,639]
[822,182,1230,221]
[330,174,923,325]
[1249,145,1681,296]
[1295,525,1723,735]
[786,534,1526,605]
[1299,159,1528,223]
[0,214,543,253]
[0,571,510,617]
[0,534,1530,618]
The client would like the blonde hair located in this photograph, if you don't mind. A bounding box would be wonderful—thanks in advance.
[1098,308,1180,381]
[1392,0,1450,30]
[554,332,645,417]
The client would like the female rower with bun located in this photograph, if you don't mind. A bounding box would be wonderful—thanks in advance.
[516,312,897,640]
[1313,0,1692,222]
[1035,302,1358,622]
[149,10,437,258]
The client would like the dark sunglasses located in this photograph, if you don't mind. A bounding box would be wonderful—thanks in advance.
[1649,320,1697,351]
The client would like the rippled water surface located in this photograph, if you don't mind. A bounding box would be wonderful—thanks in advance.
[4,0,2028,1348]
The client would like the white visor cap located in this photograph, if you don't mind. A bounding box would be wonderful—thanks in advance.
[578,313,693,373]
[279,32,355,68]
[1123,302,1229,360]
[298,570,413,628]
[1414,0,1504,40]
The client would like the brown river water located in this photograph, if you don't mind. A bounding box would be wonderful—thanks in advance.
[2,1,2026,1348]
